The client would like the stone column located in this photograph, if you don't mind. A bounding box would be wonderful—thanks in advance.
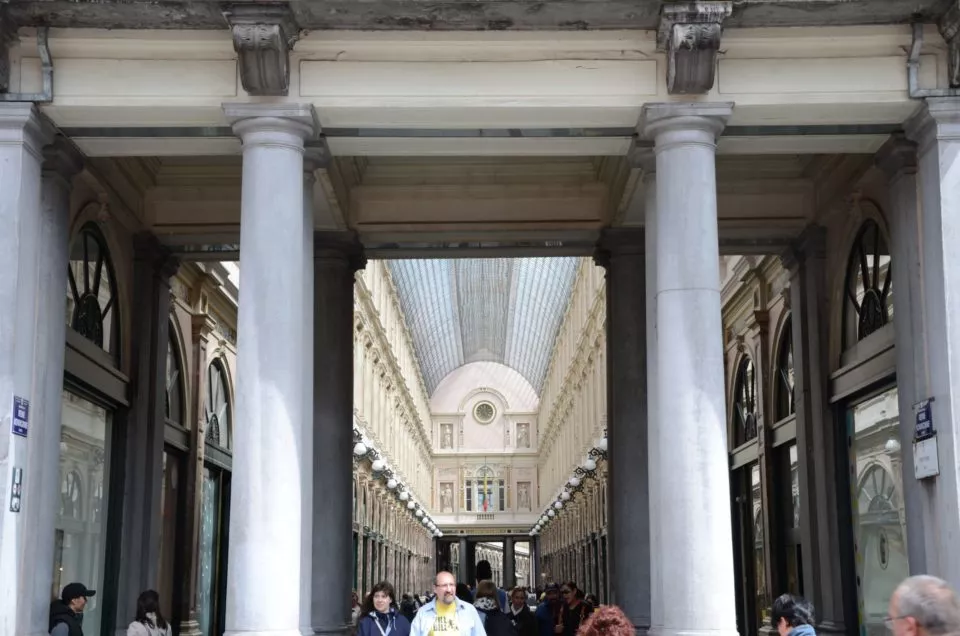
[641,103,737,636]
[503,538,516,591]
[596,226,649,634]
[300,158,317,636]
[312,232,364,636]
[0,104,54,635]
[223,103,314,636]
[876,135,929,575]
[21,138,82,636]
[780,227,849,633]
[900,99,960,586]
[114,233,179,635]
[459,538,470,583]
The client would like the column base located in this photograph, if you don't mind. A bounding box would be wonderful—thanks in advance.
[179,619,202,636]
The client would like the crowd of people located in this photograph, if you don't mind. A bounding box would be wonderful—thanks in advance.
[46,567,960,636]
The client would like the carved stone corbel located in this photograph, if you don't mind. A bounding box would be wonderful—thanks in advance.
[223,4,299,97]
[940,1,960,88]
[657,2,732,95]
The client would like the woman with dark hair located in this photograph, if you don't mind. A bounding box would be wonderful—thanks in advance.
[357,581,412,636]
[127,590,171,636]
[475,580,518,636]
[575,606,633,636]
[558,582,593,636]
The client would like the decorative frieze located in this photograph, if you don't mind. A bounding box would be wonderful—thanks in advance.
[224,4,299,97]
[657,2,732,95]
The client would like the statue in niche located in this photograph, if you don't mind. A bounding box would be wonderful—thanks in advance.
[441,423,453,449]
[517,423,530,448]
[440,483,454,513]
[517,482,531,511]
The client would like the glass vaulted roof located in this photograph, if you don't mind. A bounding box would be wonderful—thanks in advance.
[387,258,580,396]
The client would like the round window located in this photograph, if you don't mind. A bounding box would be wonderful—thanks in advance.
[474,401,496,423]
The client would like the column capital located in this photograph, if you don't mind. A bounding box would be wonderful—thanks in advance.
[0,103,55,159]
[42,136,84,184]
[640,102,733,145]
[904,97,960,153]
[627,138,656,177]
[780,224,826,274]
[314,231,367,273]
[875,133,917,181]
[223,103,318,145]
[133,232,180,281]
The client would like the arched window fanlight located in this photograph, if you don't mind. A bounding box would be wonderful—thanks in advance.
[775,318,795,422]
[165,331,184,427]
[734,356,758,446]
[844,219,894,347]
[66,224,119,361]
[204,360,230,449]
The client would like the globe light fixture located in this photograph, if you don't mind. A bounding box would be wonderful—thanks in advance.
[583,458,597,472]
[353,442,367,456]
[561,491,571,501]
[407,501,415,510]
[554,501,563,510]
[598,437,608,452]
[399,491,410,501]
[416,509,424,517]
[371,459,386,472]
[387,478,398,490]
[547,509,555,517]
[568,477,580,487]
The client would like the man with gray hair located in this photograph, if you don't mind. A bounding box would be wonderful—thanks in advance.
[887,575,960,636]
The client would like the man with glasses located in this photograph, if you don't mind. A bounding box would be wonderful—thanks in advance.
[411,571,487,636]
[887,576,960,636]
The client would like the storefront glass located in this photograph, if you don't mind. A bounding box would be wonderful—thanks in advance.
[849,387,908,636]
[54,391,112,636]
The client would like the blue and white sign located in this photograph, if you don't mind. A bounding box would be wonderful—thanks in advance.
[12,396,29,438]
[915,399,935,441]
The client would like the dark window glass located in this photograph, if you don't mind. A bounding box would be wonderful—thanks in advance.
[205,361,230,449]
[844,220,894,348]
[66,225,119,362]
[165,332,184,426]
[775,318,795,421]
[734,357,759,445]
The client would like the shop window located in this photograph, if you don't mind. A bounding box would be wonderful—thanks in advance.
[774,318,795,422]
[205,360,231,449]
[844,220,894,348]
[66,224,119,362]
[734,357,759,445]
[55,392,112,636]
[848,388,908,636]
[777,443,803,596]
[165,331,184,427]
[733,462,765,636]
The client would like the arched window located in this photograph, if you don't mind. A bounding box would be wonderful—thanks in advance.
[774,318,795,422]
[734,356,759,445]
[66,224,119,361]
[858,465,900,523]
[165,330,184,427]
[844,220,894,347]
[204,360,230,449]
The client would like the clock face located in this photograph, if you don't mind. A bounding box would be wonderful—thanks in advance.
[474,401,496,423]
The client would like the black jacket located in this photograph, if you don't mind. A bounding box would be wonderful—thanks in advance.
[508,605,537,636]
[478,607,518,636]
[49,600,84,636]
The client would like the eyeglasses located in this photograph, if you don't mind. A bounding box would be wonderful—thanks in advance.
[884,616,910,629]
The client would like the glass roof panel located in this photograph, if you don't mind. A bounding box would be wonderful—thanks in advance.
[387,257,579,395]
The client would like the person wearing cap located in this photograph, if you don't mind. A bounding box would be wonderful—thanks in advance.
[535,584,561,636]
[50,582,95,636]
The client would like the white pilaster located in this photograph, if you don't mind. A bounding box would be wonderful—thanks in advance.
[901,98,960,587]
[224,103,314,636]
[642,102,738,636]
[0,103,55,636]
[300,161,316,636]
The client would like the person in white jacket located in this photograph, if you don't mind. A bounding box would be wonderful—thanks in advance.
[127,590,172,636]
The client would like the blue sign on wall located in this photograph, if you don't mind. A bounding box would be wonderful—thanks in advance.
[12,396,29,437]
[915,399,935,441]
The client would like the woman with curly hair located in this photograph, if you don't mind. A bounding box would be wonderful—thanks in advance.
[575,605,634,636]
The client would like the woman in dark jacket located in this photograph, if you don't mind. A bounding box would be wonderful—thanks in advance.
[507,587,537,636]
[476,581,518,636]
[357,582,411,636]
